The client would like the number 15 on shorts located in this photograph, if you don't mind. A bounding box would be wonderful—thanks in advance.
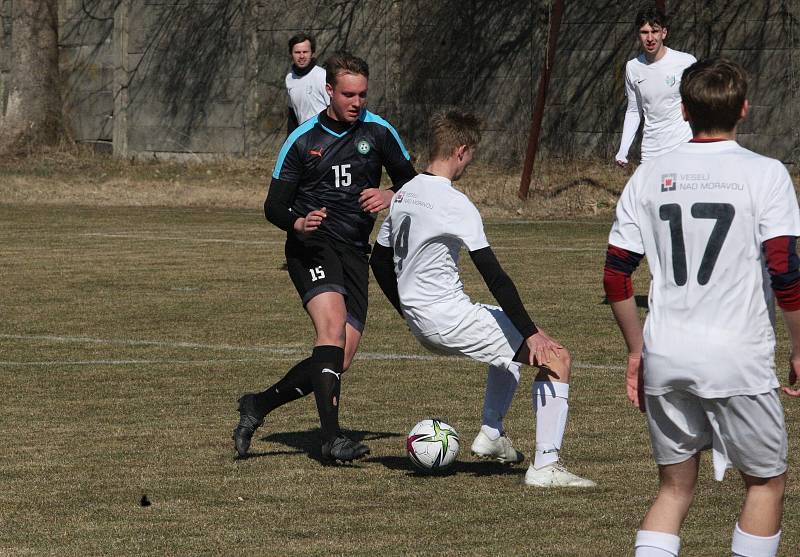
[309,265,326,281]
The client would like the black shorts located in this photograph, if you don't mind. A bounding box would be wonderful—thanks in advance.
[285,233,369,332]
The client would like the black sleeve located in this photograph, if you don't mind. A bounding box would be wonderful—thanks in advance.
[369,243,403,316]
[381,127,416,192]
[469,247,538,338]
[264,177,300,231]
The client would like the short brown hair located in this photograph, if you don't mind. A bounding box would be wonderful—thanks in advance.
[288,33,315,54]
[324,51,369,87]
[680,57,747,134]
[428,110,482,161]
[635,6,668,29]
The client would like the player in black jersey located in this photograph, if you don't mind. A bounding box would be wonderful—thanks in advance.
[233,52,416,462]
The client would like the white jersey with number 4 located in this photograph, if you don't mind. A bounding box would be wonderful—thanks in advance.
[609,140,800,397]
[376,173,489,335]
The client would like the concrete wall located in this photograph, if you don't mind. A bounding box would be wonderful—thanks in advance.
[1,0,798,165]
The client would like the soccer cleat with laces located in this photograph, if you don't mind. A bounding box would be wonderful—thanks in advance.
[523,462,596,488]
[232,394,264,457]
[470,430,525,464]
[321,434,371,463]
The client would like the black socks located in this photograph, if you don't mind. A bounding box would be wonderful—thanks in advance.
[254,357,314,416]
[310,345,345,443]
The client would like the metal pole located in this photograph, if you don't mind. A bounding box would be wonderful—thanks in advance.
[518,0,565,199]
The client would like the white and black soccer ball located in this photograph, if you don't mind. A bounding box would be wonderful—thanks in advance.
[406,418,460,471]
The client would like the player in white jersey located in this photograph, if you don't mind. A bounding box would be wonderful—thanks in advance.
[605,58,800,557]
[285,34,329,134]
[371,110,595,487]
[615,7,695,166]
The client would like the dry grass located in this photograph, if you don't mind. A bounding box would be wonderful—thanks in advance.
[1,204,798,556]
[0,148,632,217]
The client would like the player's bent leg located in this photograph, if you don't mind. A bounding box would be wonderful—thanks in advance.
[731,472,785,556]
[233,358,317,458]
[471,363,525,465]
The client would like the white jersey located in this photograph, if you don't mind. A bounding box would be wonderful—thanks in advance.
[618,48,696,162]
[609,140,800,397]
[285,65,329,125]
[376,173,489,335]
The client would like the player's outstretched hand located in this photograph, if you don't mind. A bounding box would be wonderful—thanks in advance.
[615,158,628,168]
[296,207,327,234]
[782,354,800,397]
[524,330,563,367]
[626,353,646,412]
[359,188,393,213]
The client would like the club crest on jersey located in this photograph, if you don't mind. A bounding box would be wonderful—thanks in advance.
[665,75,676,87]
[394,192,404,203]
[661,173,677,192]
[309,148,324,157]
[357,139,371,155]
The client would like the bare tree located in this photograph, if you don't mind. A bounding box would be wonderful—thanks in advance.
[0,0,62,154]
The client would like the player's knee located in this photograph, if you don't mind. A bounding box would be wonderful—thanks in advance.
[743,472,786,497]
[315,324,346,347]
[558,347,572,371]
[659,478,696,504]
[551,347,572,382]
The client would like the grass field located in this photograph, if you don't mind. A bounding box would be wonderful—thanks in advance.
[1,200,798,555]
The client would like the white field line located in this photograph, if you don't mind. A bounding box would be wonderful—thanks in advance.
[78,233,283,246]
[0,359,260,367]
[79,232,603,252]
[493,246,605,252]
[0,333,624,370]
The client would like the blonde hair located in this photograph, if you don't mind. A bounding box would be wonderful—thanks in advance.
[428,110,482,161]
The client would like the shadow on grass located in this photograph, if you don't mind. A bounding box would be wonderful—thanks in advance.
[235,428,403,465]
[366,455,524,478]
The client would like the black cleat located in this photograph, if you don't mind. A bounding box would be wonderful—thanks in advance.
[233,394,264,457]
[321,435,370,463]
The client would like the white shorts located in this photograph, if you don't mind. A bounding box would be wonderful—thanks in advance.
[414,303,523,372]
[645,389,788,480]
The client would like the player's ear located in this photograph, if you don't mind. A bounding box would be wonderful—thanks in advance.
[740,99,749,121]
[680,103,690,122]
[455,145,466,161]
[661,26,668,40]
[325,81,334,98]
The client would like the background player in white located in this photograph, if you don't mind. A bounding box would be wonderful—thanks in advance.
[615,7,695,166]
[604,58,800,557]
[285,33,329,134]
[371,110,595,487]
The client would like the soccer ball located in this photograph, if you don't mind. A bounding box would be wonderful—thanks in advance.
[406,419,460,472]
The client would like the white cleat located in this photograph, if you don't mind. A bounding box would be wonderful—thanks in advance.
[470,431,525,464]
[523,462,597,488]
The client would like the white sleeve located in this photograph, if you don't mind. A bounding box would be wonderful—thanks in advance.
[615,67,641,164]
[608,175,645,254]
[451,199,489,252]
[758,161,800,242]
[376,214,392,248]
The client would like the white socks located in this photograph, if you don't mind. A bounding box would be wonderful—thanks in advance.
[635,530,680,556]
[732,523,780,557]
[632,524,780,556]
[480,363,521,439]
[532,381,569,469]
